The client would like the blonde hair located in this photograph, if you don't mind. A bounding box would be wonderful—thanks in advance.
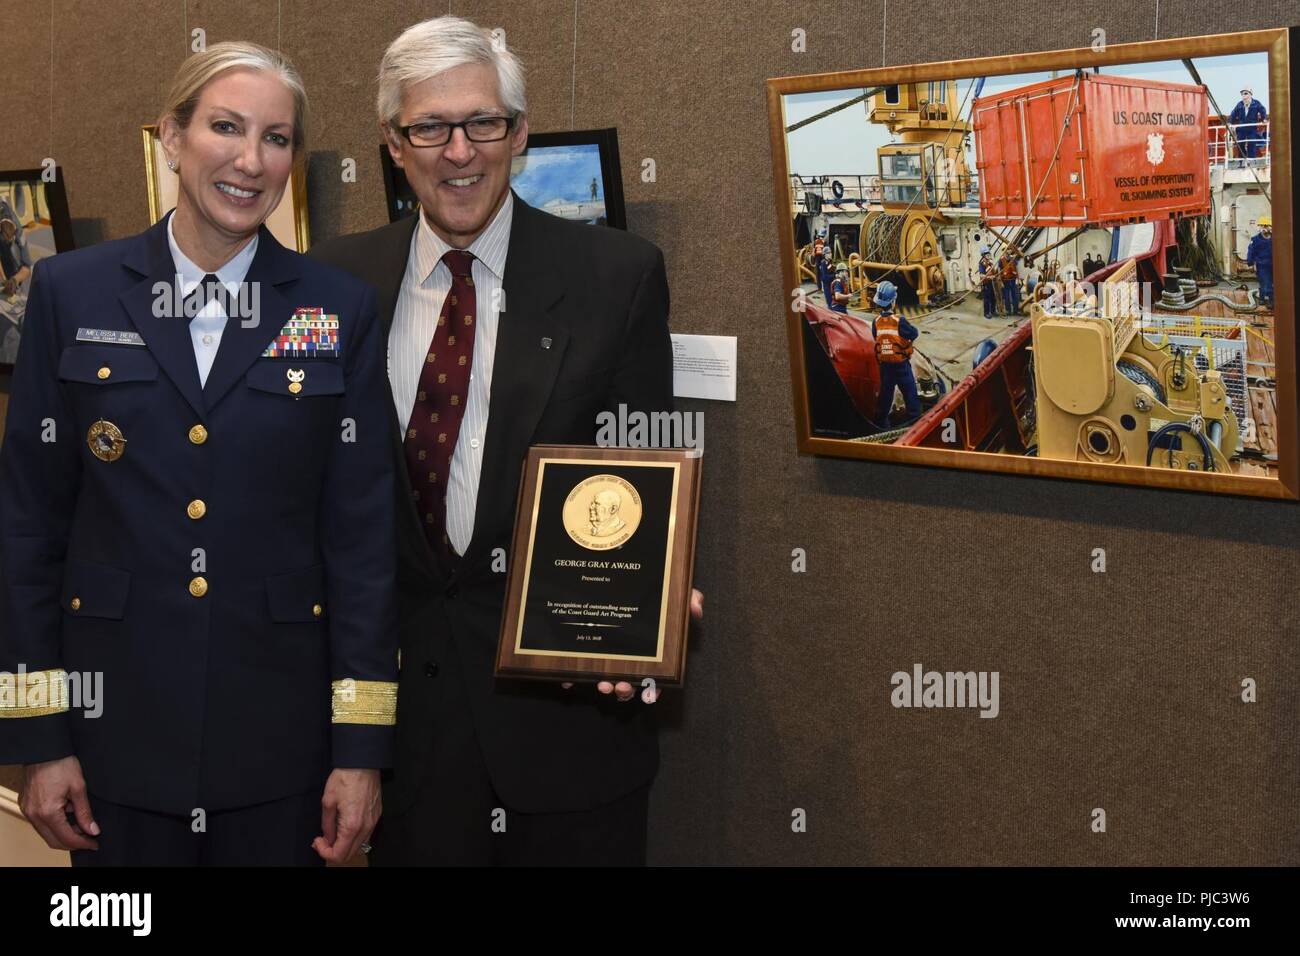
[160,41,308,154]
[377,16,526,128]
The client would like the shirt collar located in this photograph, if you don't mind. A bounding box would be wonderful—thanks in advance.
[166,212,259,288]
[411,191,513,285]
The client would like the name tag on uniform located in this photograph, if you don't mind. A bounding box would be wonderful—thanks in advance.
[77,328,146,347]
[262,308,340,358]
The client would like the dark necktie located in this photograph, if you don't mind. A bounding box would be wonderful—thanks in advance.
[403,249,477,570]
[184,273,235,320]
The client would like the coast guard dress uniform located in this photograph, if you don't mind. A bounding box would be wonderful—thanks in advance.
[0,211,398,865]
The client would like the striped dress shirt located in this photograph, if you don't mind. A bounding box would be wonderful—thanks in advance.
[388,195,513,556]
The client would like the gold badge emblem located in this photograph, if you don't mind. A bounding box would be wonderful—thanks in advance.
[287,368,305,395]
[563,474,642,551]
[86,420,126,462]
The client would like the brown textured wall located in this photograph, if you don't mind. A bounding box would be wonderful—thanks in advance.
[1,0,1298,865]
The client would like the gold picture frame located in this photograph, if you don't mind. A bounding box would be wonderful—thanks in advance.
[767,28,1296,499]
[141,124,311,252]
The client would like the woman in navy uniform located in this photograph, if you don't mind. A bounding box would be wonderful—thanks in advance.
[0,42,398,865]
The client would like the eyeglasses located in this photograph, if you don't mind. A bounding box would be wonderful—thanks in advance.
[394,114,518,148]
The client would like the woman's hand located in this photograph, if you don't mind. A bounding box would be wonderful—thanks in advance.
[313,767,382,863]
[20,755,100,851]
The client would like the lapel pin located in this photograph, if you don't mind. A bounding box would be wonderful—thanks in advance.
[541,337,552,350]
[287,368,305,395]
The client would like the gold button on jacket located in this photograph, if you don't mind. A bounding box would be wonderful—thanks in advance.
[187,499,207,519]
[188,424,208,445]
[188,576,208,597]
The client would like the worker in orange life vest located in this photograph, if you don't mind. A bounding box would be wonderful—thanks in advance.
[871,280,921,427]
[829,264,853,313]
[999,248,1022,315]
[977,246,998,317]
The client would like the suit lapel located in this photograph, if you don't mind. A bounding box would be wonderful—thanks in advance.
[365,215,440,583]
[119,216,206,419]
[202,226,301,409]
[460,196,569,571]
[370,215,419,338]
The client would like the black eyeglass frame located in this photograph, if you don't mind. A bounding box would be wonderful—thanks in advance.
[392,114,521,148]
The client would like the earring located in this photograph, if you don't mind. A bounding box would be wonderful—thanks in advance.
[166,159,177,171]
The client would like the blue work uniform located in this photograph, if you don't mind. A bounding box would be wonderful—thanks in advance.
[1229,99,1268,158]
[1247,230,1273,305]
[816,256,833,306]
[979,258,997,317]
[829,277,850,313]
[871,310,922,426]
[999,258,1020,315]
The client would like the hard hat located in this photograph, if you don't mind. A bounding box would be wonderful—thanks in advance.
[873,280,898,307]
[1258,215,1271,227]
[1241,87,1252,95]
[979,245,990,255]
[835,262,848,274]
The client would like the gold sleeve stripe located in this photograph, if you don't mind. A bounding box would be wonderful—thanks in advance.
[331,679,398,726]
[0,669,70,718]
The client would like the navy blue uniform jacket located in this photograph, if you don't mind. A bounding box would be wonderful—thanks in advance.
[0,215,398,814]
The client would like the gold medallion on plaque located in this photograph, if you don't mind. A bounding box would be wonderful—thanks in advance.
[562,474,642,550]
[86,420,127,462]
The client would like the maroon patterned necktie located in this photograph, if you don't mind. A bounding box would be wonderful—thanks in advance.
[404,249,476,569]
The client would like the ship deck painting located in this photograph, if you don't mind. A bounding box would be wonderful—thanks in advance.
[0,171,73,371]
[767,28,1296,499]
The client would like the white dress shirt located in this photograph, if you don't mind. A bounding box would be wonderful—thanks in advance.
[166,213,258,387]
[388,195,513,556]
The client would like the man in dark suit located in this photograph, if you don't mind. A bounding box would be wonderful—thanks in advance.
[310,15,700,866]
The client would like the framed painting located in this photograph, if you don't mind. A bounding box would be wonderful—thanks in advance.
[768,28,1296,498]
[381,127,627,229]
[0,168,74,371]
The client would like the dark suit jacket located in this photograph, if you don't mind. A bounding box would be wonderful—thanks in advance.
[309,193,673,814]
[0,215,398,814]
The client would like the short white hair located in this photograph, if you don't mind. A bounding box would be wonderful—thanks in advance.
[377,16,526,127]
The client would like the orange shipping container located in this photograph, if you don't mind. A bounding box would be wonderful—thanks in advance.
[974,73,1210,227]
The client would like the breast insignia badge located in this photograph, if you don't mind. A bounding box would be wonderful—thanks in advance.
[86,420,127,462]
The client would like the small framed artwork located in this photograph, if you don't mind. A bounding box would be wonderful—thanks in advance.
[381,127,627,229]
[0,168,75,371]
[141,125,310,252]
[768,27,1296,499]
